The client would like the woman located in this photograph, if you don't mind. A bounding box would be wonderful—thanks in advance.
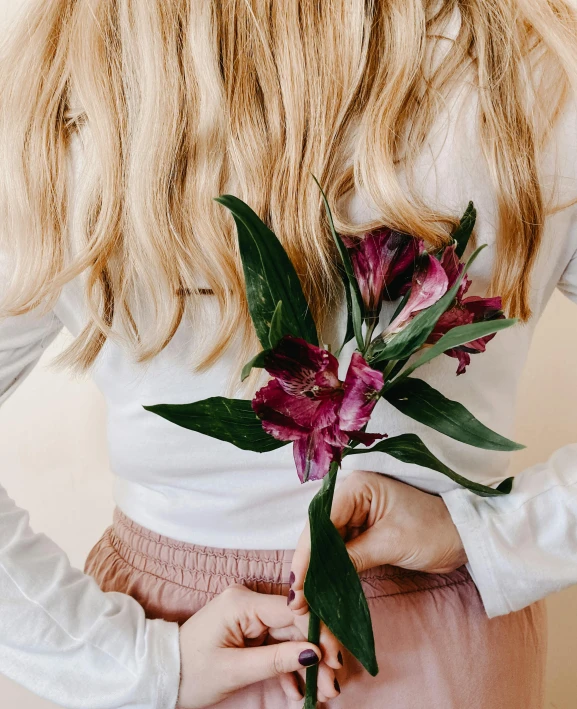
[1,0,577,707]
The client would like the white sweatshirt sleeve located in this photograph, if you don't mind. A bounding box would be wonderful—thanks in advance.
[0,303,181,708]
[441,210,577,619]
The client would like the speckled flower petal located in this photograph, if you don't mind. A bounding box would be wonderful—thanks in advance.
[263,336,340,394]
[339,353,384,432]
[253,378,340,430]
[344,230,423,313]
[386,253,449,334]
[293,431,337,483]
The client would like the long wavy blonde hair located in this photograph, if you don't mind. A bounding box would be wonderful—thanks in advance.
[1,0,577,382]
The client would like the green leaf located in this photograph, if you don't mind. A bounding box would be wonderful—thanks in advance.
[388,288,411,325]
[368,245,486,363]
[305,462,378,677]
[335,271,355,358]
[311,175,365,350]
[383,378,524,451]
[349,282,364,351]
[215,195,318,348]
[143,397,289,453]
[269,300,284,348]
[240,349,270,382]
[391,318,517,383]
[345,433,513,497]
[453,201,477,259]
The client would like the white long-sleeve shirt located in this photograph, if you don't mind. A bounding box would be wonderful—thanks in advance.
[3,14,577,708]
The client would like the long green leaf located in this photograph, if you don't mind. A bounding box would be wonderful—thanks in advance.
[391,318,517,383]
[368,245,486,363]
[335,271,355,357]
[215,195,318,348]
[453,201,476,259]
[383,378,524,451]
[305,462,378,676]
[143,397,288,453]
[311,175,365,350]
[345,434,513,497]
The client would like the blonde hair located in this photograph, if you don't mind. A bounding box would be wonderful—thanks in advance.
[1,0,577,384]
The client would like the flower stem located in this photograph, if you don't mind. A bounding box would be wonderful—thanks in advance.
[304,611,321,708]
[381,359,397,382]
[303,461,339,707]
[362,316,379,356]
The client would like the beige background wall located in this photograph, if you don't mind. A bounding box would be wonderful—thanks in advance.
[1,1,577,708]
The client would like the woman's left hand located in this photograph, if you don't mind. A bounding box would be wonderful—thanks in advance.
[289,470,468,616]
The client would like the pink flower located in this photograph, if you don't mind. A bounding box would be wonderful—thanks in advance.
[252,338,385,482]
[343,229,423,315]
[384,252,450,336]
[426,246,504,374]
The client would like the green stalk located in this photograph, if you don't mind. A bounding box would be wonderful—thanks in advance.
[381,359,397,382]
[303,461,339,707]
[304,612,321,708]
[362,315,379,357]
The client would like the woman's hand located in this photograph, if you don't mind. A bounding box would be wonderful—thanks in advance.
[289,470,468,616]
[177,584,343,708]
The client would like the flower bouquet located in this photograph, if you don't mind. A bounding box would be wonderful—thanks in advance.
[144,181,522,707]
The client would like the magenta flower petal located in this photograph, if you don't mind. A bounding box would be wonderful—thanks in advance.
[385,253,449,335]
[323,422,351,448]
[339,353,384,432]
[293,431,338,483]
[426,293,504,375]
[343,230,423,313]
[440,245,471,299]
[259,410,310,441]
[447,348,471,376]
[348,431,388,445]
[252,378,340,430]
[263,336,340,395]
[428,306,475,344]
[462,295,502,319]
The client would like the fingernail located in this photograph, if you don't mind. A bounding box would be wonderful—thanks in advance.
[337,651,343,666]
[289,571,295,586]
[287,589,295,605]
[334,678,341,693]
[298,650,320,667]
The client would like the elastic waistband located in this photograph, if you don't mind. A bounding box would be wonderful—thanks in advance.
[109,507,472,599]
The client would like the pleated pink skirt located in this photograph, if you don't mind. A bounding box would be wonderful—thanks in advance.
[84,507,547,709]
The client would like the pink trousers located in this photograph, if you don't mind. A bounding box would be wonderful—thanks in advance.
[84,508,547,709]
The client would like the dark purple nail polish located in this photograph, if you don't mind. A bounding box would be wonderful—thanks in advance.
[298,650,320,667]
[289,571,295,586]
[334,678,341,693]
[287,589,295,605]
[337,651,343,666]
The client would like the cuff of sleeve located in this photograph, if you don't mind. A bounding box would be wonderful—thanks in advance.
[148,619,181,709]
[440,487,510,619]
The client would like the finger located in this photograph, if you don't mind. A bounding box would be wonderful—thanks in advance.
[291,613,343,671]
[346,527,399,574]
[319,623,344,670]
[239,589,306,632]
[278,672,304,702]
[317,661,341,701]
[268,625,304,643]
[288,522,311,615]
[223,642,321,690]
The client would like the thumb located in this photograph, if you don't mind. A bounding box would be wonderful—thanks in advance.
[345,526,399,574]
[223,642,321,690]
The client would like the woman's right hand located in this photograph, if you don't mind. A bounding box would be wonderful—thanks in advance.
[177,583,343,708]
